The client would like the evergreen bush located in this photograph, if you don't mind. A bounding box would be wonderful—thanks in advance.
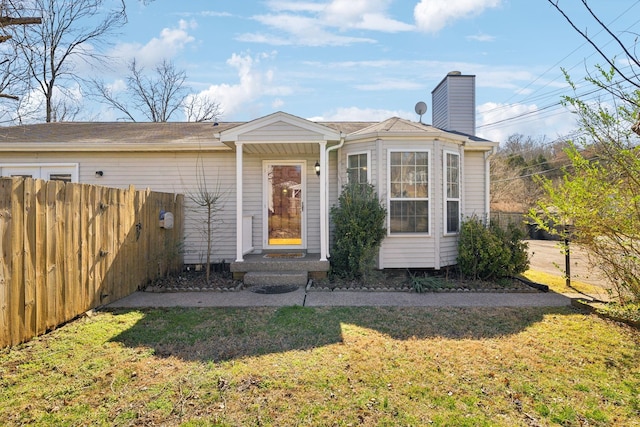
[330,182,386,280]
[457,215,529,281]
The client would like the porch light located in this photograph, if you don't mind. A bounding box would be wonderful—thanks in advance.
[315,161,320,176]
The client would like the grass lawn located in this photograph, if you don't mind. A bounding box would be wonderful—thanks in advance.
[1,305,639,426]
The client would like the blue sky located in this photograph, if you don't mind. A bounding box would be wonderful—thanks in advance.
[89,1,640,141]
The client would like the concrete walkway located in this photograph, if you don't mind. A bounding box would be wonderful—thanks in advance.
[105,239,604,310]
[107,287,575,309]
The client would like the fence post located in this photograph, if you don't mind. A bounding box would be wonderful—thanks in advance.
[0,179,13,348]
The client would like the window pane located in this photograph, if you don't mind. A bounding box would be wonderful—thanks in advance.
[49,173,72,183]
[446,153,459,198]
[347,153,368,184]
[415,151,428,165]
[390,200,429,233]
[416,166,428,184]
[359,168,367,183]
[447,201,459,233]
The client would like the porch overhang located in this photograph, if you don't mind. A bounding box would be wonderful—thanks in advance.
[220,113,343,264]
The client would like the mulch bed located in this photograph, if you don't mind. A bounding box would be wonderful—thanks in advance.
[144,269,242,292]
[143,268,543,293]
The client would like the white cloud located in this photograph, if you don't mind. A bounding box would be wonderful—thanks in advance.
[310,106,414,122]
[198,11,233,17]
[194,52,293,120]
[272,98,285,109]
[107,79,127,93]
[466,32,496,42]
[110,20,196,68]
[245,14,377,46]
[241,0,412,47]
[354,79,424,91]
[414,0,502,33]
[323,0,414,32]
[267,1,325,13]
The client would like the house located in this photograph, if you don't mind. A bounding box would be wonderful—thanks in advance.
[0,72,497,283]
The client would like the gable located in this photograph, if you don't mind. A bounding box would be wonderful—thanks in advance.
[239,120,330,142]
[218,111,341,144]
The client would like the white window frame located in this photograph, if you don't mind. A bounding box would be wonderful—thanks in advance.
[0,163,79,182]
[443,151,461,235]
[346,151,371,184]
[387,149,431,236]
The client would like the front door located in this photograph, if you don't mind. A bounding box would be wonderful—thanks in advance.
[264,161,306,249]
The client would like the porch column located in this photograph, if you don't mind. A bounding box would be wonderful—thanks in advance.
[319,141,328,261]
[235,141,244,262]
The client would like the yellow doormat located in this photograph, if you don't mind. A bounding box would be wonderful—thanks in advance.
[263,253,306,259]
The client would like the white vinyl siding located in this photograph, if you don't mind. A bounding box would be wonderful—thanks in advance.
[0,152,237,264]
[388,150,430,234]
[463,151,486,217]
[444,151,460,234]
[380,237,436,269]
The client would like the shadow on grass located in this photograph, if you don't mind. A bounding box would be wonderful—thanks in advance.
[107,305,576,363]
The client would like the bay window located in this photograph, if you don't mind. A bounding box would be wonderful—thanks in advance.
[445,152,460,233]
[388,150,429,233]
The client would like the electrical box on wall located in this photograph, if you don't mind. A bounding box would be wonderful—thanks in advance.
[159,210,174,229]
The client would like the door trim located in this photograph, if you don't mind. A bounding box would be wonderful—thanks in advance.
[262,160,307,250]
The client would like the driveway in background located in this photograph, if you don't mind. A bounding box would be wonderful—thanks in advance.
[526,239,610,291]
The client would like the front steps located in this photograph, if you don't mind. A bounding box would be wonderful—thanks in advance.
[230,253,329,287]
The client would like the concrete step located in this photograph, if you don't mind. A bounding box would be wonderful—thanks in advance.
[243,270,308,287]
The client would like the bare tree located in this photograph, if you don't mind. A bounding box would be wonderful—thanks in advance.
[187,156,226,283]
[184,93,221,123]
[0,2,40,112]
[0,43,24,103]
[94,58,221,122]
[547,0,640,134]
[4,0,126,122]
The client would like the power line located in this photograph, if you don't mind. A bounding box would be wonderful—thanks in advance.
[479,2,640,135]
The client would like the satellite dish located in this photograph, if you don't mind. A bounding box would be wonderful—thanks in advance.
[414,101,427,123]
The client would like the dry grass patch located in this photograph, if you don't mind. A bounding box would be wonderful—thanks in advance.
[522,270,609,298]
[1,306,639,426]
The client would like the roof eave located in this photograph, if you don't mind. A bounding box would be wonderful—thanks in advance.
[0,142,231,152]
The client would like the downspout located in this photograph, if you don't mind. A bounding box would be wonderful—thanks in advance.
[324,134,345,259]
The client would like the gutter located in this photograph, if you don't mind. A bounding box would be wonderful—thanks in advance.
[0,142,231,153]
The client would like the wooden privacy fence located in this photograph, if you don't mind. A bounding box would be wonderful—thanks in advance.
[0,178,183,348]
[490,211,530,235]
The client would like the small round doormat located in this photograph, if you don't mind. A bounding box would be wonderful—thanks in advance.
[250,285,299,294]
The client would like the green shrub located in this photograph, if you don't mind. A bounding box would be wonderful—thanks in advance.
[330,182,386,280]
[457,215,530,281]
